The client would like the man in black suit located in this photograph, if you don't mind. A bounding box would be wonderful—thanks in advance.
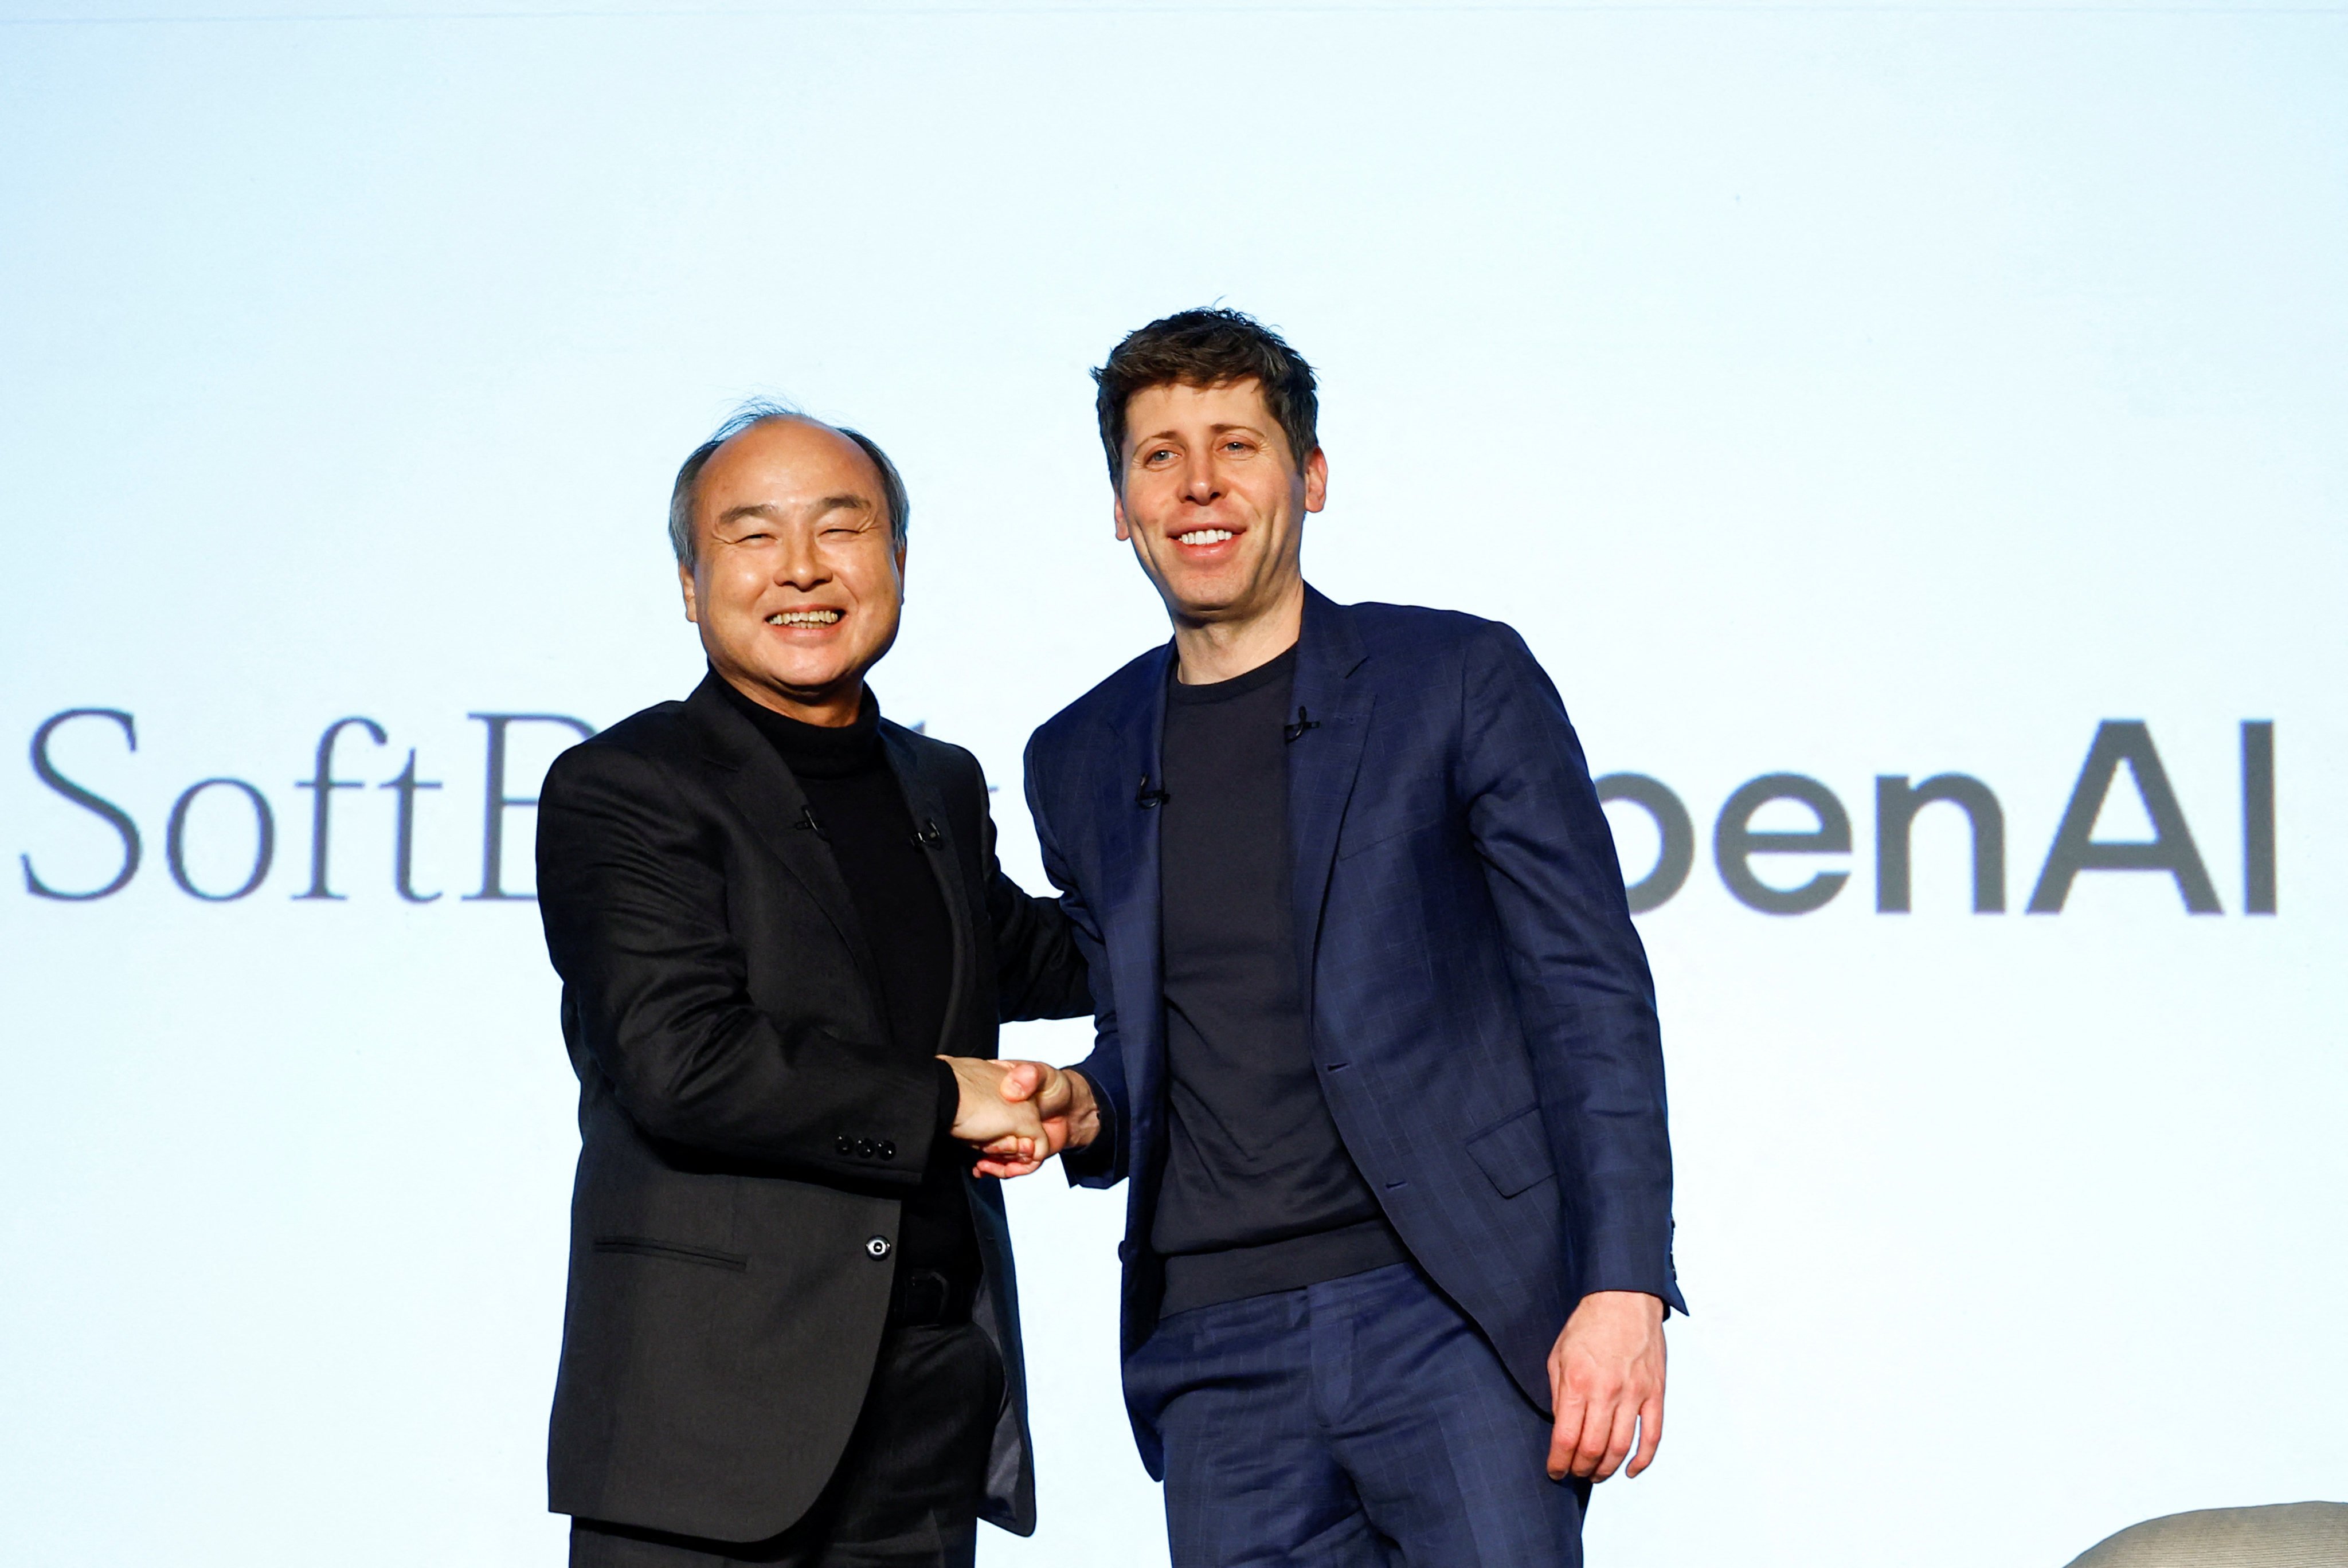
[535,403,1095,1567]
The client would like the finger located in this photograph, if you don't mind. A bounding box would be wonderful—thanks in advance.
[1007,1061,1060,1106]
[973,1144,1035,1174]
[1546,1394,1584,1481]
[1571,1389,1619,1478]
[1593,1394,1640,1482]
[1626,1387,1665,1478]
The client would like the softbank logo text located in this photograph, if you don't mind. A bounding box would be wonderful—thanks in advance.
[15,709,2276,916]
[1599,720,2276,916]
[18,711,594,903]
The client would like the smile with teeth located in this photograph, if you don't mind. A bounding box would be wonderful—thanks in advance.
[1176,529,1235,546]
[768,609,842,627]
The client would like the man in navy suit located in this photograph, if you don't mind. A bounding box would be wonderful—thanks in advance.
[1005,308,1685,1566]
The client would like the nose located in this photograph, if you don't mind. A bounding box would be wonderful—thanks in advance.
[772,525,829,590]
[1181,448,1222,504]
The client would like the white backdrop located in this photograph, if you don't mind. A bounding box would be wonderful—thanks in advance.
[2,3,2343,1565]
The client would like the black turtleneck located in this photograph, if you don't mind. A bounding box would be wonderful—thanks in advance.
[714,675,977,1295]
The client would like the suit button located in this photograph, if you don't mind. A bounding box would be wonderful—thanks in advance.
[877,1141,896,1160]
[866,1236,891,1259]
[856,1139,876,1158]
[835,1135,854,1155]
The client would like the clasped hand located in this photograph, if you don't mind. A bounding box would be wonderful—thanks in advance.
[937,1057,1096,1178]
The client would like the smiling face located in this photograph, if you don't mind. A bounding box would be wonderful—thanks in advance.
[678,418,905,726]
[1114,378,1326,644]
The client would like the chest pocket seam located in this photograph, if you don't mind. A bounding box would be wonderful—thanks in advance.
[1336,811,1449,862]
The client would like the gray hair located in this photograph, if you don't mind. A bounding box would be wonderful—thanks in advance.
[667,398,911,567]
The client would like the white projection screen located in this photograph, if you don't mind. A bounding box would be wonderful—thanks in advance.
[2,3,2342,1565]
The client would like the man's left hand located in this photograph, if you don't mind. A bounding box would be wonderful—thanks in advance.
[1547,1289,1666,1482]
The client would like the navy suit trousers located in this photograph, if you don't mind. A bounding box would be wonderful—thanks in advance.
[1126,1263,1592,1568]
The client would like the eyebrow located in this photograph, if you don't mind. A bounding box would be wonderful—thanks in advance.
[1132,422,1263,452]
[714,495,872,528]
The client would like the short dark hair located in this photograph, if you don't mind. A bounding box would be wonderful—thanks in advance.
[667,399,910,567]
[1091,308,1319,484]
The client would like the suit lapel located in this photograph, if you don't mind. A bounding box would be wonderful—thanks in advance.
[1101,644,1173,1120]
[1286,587,1372,1024]
[683,675,885,998]
[880,725,974,1057]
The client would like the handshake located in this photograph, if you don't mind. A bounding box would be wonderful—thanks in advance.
[938,1057,1101,1179]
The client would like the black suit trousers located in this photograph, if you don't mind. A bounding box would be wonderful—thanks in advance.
[569,1322,1005,1568]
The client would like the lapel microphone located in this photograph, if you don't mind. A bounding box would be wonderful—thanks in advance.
[912,818,945,849]
[1134,774,1169,809]
[1283,706,1321,743]
[795,804,827,840]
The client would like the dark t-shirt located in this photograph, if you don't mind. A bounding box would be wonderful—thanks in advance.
[715,676,978,1295]
[1151,645,1406,1315]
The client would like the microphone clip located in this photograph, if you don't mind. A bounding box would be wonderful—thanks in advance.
[795,804,827,841]
[1134,774,1169,809]
[1283,707,1321,743]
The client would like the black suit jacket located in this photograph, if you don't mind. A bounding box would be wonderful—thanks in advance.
[534,674,1089,1542]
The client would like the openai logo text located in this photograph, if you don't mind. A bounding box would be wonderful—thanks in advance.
[1599,720,2275,916]
[14,711,2277,916]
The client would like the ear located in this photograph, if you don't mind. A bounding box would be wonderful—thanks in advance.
[1112,485,1132,543]
[894,539,909,592]
[678,560,699,624]
[1302,445,1329,515]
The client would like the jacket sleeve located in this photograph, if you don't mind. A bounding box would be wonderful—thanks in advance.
[971,754,1094,1024]
[1459,624,1685,1315]
[1024,734,1129,1190]
[535,740,940,1186]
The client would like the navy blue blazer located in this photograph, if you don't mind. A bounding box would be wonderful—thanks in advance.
[1024,586,1684,1473]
